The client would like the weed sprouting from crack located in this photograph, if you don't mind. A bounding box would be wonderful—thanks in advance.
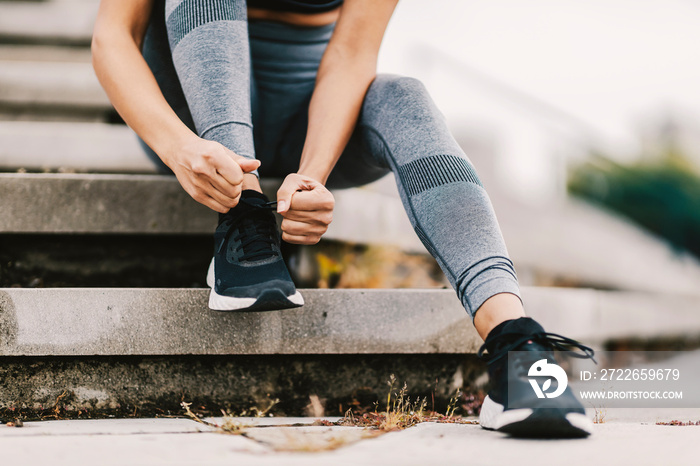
[592,406,607,424]
[335,374,477,431]
[181,402,219,428]
[181,397,279,435]
[445,389,461,419]
[181,375,476,454]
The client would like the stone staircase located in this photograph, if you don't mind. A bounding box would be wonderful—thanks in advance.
[2,0,700,418]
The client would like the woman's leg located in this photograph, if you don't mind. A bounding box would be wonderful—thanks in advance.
[163,0,255,162]
[334,74,524,330]
[338,77,598,438]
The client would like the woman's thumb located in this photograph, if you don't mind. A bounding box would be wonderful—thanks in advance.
[276,181,298,214]
[236,156,261,173]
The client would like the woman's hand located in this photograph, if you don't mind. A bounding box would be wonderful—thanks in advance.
[166,136,260,213]
[276,174,334,244]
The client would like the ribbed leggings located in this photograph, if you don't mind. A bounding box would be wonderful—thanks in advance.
[140,0,521,317]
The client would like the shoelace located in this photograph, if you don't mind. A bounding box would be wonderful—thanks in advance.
[218,198,279,262]
[477,332,596,366]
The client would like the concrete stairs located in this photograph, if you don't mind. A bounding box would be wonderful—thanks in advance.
[2,279,700,416]
[2,0,700,419]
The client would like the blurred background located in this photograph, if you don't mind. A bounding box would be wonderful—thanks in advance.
[1,0,700,297]
[376,0,700,295]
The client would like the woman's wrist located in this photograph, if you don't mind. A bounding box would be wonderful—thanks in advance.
[298,144,339,184]
[297,161,331,185]
[152,126,199,167]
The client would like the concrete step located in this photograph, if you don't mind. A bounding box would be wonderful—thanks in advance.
[0,44,92,63]
[1,286,698,415]
[0,122,156,173]
[0,0,97,46]
[0,288,476,356]
[0,60,111,119]
[0,173,422,251]
[2,286,699,357]
[0,173,214,234]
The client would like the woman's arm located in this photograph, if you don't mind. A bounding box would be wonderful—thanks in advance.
[92,0,259,213]
[299,0,398,182]
[276,0,398,244]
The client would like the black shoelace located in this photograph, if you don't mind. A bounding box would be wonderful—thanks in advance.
[218,198,279,262]
[477,332,596,366]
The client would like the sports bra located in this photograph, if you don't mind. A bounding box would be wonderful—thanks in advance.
[247,0,343,14]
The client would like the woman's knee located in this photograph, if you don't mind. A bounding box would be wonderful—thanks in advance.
[363,74,442,128]
[366,75,430,109]
[370,74,428,97]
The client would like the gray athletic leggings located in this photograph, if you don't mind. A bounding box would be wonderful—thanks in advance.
[141,0,521,317]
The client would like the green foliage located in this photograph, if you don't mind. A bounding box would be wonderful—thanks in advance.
[568,149,700,259]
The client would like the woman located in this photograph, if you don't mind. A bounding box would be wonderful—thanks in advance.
[92,0,594,438]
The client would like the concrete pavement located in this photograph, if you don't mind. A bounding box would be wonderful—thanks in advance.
[1,414,697,466]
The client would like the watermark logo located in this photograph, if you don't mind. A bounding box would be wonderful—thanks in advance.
[509,351,691,408]
[528,359,568,398]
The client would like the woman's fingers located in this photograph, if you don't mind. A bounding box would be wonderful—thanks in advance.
[185,175,237,212]
[210,146,260,188]
[281,218,328,236]
[207,172,242,203]
[212,150,244,186]
[206,180,240,209]
[233,155,261,174]
[288,186,334,212]
[281,232,321,245]
[277,173,332,213]
[280,208,333,224]
[192,191,230,214]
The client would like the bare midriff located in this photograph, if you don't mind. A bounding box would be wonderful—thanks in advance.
[247,7,340,26]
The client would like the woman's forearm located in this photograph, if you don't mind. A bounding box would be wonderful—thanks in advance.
[298,0,397,184]
[92,28,197,165]
[298,47,376,184]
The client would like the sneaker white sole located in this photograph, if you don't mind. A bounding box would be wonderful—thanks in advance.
[479,395,593,438]
[565,412,595,435]
[479,395,511,430]
[206,258,304,311]
[209,287,304,311]
[206,258,215,288]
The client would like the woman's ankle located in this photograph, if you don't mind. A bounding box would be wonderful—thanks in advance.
[242,173,263,193]
[473,293,526,340]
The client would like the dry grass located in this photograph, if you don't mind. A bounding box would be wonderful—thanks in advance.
[592,406,607,424]
[334,375,477,431]
[656,420,700,426]
[181,376,477,452]
[182,399,376,452]
[181,396,279,435]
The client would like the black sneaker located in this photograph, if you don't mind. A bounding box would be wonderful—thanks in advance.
[477,317,595,438]
[206,190,304,311]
